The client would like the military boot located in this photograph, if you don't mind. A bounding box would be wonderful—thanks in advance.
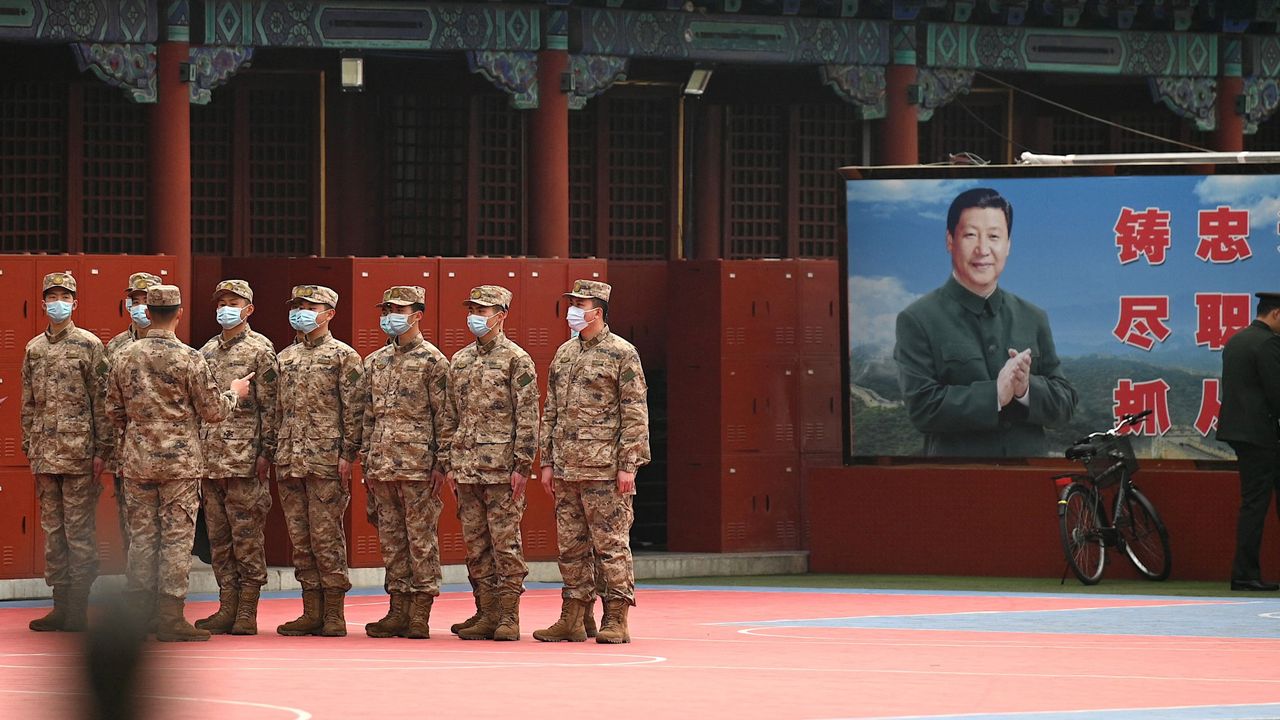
[492,592,521,641]
[29,586,69,632]
[61,586,91,633]
[583,598,598,638]
[532,597,588,642]
[365,592,410,638]
[405,593,433,640]
[458,589,500,640]
[596,599,631,644]
[195,587,239,634]
[230,587,261,636]
[155,595,211,642]
[319,589,347,637]
[450,577,483,635]
[277,589,324,636]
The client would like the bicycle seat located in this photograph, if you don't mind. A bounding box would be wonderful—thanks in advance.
[1065,443,1094,461]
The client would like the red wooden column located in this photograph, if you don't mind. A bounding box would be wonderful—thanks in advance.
[150,39,192,341]
[529,49,570,258]
[880,25,919,166]
[694,104,723,260]
[1214,75,1245,153]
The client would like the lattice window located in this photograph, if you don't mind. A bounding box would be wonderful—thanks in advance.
[607,97,672,260]
[569,106,597,258]
[82,84,147,254]
[191,96,233,255]
[1113,111,1184,153]
[247,85,315,256]
[1050,112,1109,155]
[1246,116,1280,151]
[385,92,468,256]
[473,95,523,256]
[0,81,66,253]
[725,104,785,259]
[795,103,861,259]
[920,97,1007,165]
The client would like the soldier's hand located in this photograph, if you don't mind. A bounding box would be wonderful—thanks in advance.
[92,456,104,478]
[539,466,554,497]
[445,471,457,498]
[431,469,447,498]
[256,455,270,482]
[230,372,256,399]
[510,471,528,500]
[338,458,352,490]
[617,470,636,495]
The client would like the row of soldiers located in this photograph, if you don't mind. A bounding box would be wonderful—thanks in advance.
[21,270,648,644]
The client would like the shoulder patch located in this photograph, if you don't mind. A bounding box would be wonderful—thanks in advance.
[517,372,534,388]
[96,360,109,377]
[262,368,277,383]
[435,374,447,390]
[347,369,361,384]
[621,368,636,384]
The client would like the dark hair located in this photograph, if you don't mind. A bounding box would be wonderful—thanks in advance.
[1259,298,1280,317]
[593,298,609,321]
[410,302,425,314]
[148,305,180,321]
[946,188,1013,237]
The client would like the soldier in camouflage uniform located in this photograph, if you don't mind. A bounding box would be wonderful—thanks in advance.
[275,285,365,637]
[445,285,538,641]
[22,272,113,632]
[193,280,279,636]
[534,280,649,644]
[107,285,253,643]
[360,286,453,640]
[105,272,163,559]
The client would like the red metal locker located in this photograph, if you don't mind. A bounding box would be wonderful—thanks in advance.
[797,259,840,357]
[0,364,27,467]
[220,257,296,351]
[349,257,441,355]
[798,358,843,454]
[607,260,667,371]
[721,359,798,455]
[521,259,569,365]
[33,258,80,336]
[0,257,36,367]
[0,468,36,579]
[438,491,466,565]
[288,257,357,347]
[346,464,382,568]
[721,260,798,359]
[262,469,293,567]
[721,454,801,552]
[94,472,126,574]
[75,256,177,346]
[521,477,557,562]
[437,258,523,360]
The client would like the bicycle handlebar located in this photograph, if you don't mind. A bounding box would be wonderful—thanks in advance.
[1071,409,1153,446]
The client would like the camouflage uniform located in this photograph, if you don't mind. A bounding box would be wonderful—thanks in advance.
[361,286,452,630]
[275,285,364,595]
[106,286,238,608]
[449,285,538,600]
[105,272,163,559]
[540,281,650,608]
[21,272,113,611]
[198,280,278,597]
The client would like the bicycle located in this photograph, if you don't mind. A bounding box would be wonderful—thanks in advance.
[1053,409,1172,585]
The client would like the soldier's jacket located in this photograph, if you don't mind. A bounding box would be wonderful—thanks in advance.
[539,326,650,482]
[106,329,237,480]
[447,331,538,483]
[276,332,364,479]
[106,325,141,358]
[21,323,113,476]
[360,335,452,481]
[198,328,280,478]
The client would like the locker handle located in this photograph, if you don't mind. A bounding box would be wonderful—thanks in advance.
[765,494,771,512]
[23,300,27,318]
[21,516,25,534]
[751,301,756,317]
[828,300,834,317]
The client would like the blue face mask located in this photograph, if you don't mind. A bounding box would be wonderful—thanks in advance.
[129,304,151,328]
[467,313,493,338]
[216,306,243,330]
[45,300,72,323]
[289,308,322,334]
[380,313,412,338]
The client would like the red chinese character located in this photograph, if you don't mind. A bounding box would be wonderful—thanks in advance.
[1194,293,1252,350]
[1112,296,1172,351]
[1113,379,1172,436]
[1196,206,1252,263]
[1114,207,1172,265]
[1194,378,1221,437]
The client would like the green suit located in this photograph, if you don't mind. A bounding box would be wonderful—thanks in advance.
[893,276,1078,457]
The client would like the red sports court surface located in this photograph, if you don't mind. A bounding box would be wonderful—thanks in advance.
[3,584,1280,719]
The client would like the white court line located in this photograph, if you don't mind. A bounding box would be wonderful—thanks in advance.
[0,688,310,719]
[704,599,1260,626]
[816,699,1280,720]
[624,633,1280,654]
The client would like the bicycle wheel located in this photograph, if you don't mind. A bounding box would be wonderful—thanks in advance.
[1059,483,1106,585]
[1115,485,1172,581]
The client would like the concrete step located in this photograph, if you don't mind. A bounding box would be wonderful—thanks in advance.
[0,551,808,601]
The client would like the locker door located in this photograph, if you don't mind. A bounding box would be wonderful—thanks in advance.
[521,259,568,366]
[0,468,35,579]
[346,464,382,568]
[94,473,126,574]
[437,259,522,360]
[221,257,296,351]
[0,364,28,466]
[33,258,81,334]
[797,259,840,357]
[349,258,440,358]
[0,257,36,366]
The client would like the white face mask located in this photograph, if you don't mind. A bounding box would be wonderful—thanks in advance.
[567,306,592,332]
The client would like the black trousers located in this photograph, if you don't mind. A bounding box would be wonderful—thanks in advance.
[1229,441,1280,581]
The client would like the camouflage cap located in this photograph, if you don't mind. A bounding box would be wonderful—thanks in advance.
[288,284,339,307]
[464,284,512,308]
[212,279,254,302]
[378,285,425,307]
[42,272,76,294]
[146,284,182,307]
[126,272,163,294]
[564,278,611,302]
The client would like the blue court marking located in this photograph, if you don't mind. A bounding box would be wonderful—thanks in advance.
[723,598,1280,639]
[845,703,1280,720]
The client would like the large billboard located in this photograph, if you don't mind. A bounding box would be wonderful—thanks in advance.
[847,173,1280,459]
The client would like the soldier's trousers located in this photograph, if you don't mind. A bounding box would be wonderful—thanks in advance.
[124,479,198,598]
[112,473,131,557]
[369,479,442,595]
[553,479,635,605]
[457,483,528,595]
[277,474,351,592]
[202,478,271,590]
[35,474,99,590]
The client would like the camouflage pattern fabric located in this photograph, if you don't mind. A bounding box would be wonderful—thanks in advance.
[123,479,199,598]
[368,479,443,595]
[447,331,538,483]
[277,476,351,592]
[36,474,100,589]
[275,332,364,480]
[359,335,452,482]
[202,477,271,589]
[21,322,113,476]
[553,479,635,605]
[456,483,527,595]
[199,329,279,477]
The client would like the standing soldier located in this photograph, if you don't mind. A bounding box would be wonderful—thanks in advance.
[105,272,163,559]
[22,272,113,632]
[360,286,452,640]
[193,280,279,635]
[446,285,537,641]
[275,285,365,637]
[107,285,253,642]
[534,280,649,644]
